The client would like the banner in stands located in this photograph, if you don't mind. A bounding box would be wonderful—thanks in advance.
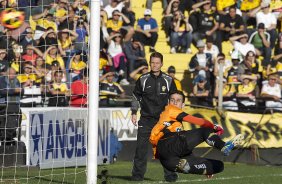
[23,108,110,169]
[183,107,282,148]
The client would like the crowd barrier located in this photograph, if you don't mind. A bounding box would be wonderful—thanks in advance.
[19,107,282,168]
[21,107,111,169]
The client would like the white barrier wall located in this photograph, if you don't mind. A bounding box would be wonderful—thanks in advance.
[107,108,138,141]
[21,108,111,169]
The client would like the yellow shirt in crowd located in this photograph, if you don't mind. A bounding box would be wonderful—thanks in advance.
[58,37,72,50]
[237,82,256,95]
[240,0,260,12]
[46,55,65,69]
[216,0,236,11]
[17,74,38,83]
[106,20,123,32]
[70,60,87,73]
[52,83,68,92]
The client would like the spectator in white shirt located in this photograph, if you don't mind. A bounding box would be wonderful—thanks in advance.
[229,33,257,57]
[249,1,277,49]
[104,0,128,19]
[261,73,282,111]
[204,36,219,61]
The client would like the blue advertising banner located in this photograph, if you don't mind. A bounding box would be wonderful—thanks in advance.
[24,108,110,169]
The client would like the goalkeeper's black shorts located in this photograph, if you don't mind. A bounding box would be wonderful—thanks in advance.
[156,128,224,175]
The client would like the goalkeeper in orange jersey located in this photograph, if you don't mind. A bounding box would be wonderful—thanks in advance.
[150,90,244,176]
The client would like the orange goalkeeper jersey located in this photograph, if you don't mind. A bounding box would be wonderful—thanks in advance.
[150,105,184,146]
[150,104,214,159]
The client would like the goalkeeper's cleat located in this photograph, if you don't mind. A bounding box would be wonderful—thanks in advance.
[221,134,244,156]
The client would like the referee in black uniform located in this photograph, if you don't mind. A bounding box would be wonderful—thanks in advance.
[131,52,177,182]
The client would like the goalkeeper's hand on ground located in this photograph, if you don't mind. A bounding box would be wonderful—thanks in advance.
[214,124,224,136]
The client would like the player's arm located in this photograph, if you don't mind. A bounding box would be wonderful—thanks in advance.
[176,112,213,128]
[176,112,224,135]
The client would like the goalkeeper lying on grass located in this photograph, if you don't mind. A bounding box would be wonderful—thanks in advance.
[150,90,244,177]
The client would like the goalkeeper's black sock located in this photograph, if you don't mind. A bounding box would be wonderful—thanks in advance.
[205,134,225,150]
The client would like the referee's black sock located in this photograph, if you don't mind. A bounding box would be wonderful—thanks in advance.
[205,134,225,150]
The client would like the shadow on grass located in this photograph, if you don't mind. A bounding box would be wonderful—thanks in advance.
[33,176,78,184]
[98,174,155,181]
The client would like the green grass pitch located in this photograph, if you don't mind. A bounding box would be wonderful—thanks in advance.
[1,161,282,183]
[97,161,282,184]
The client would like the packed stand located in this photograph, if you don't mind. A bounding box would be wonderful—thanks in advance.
[0,0,282,111]
[174,0,282,112]
[0,0,89,107]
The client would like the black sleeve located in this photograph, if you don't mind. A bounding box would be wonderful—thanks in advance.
[176,112,189,122]
[189,56,198,70]
[131,78,142,114]
[237,16,244,27]
[170,79,177,94]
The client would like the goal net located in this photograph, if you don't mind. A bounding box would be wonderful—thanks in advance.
[0,0,106,183]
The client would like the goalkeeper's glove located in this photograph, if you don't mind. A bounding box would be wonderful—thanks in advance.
[214,124,224,136]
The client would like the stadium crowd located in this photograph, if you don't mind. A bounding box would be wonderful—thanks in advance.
[0,0,281,111]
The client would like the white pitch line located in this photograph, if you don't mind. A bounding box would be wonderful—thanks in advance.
[133,173,282,184]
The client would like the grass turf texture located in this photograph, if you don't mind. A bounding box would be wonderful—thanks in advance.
[1,161,282,183]
[98,161,282,184]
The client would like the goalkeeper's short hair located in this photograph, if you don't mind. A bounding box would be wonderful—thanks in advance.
[169,90,185,103]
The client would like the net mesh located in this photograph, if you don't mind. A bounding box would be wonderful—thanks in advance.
[0,0,90,183]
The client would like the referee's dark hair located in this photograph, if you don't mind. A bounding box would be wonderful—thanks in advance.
[169,90,186,103]
[150,52,163,63]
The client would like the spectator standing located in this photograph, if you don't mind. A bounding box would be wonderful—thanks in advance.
[135,9,159,52]
[131,52,177,182]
